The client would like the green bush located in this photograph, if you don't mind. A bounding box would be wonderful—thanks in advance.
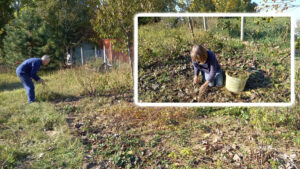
[3,9,66,69]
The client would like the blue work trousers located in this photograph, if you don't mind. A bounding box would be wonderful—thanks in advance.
[16,72,35,103]
[201,69,224,87]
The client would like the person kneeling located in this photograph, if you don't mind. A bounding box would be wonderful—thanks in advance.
[190,45,223,95]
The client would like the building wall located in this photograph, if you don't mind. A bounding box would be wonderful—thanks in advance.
[71,39,133,65]
[98,39,133,63]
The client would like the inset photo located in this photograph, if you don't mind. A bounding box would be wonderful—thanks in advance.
[135,14,294,106]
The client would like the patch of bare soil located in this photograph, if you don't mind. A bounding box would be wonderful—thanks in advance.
[138,52,290,103]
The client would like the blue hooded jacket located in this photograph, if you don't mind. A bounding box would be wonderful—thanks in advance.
[16,58,42,81]
[192,50,221,82]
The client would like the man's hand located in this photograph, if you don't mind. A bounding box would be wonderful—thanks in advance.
[193,76,198,85]
[199,81,210,96]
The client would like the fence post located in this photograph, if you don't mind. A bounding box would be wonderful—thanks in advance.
[80,45,84,65]
[241,16,244,41]
[103,44,106,64]
[203,16,207,31]
[94,45,97,58]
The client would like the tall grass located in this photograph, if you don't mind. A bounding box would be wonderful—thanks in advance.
[71,63,132,97]
[138,23,191,68]
[139,17,290,68]
[33,63,132,102]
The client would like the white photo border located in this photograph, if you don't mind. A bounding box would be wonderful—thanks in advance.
[134,13,295,107]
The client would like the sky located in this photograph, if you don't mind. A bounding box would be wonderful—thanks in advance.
[252,0,300,22]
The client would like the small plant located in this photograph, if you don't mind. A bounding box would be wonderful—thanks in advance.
[180,147,193,157]
[168,151,179,160]
[268,159,281,169]
[74,68,99,96]
[111,150,140,168]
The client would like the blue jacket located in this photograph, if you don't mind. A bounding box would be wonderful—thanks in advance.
[192,50,221,82]
[16,58,42,81]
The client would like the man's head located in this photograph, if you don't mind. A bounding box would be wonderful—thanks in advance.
[190,45,208,64]
[41,55,50,65]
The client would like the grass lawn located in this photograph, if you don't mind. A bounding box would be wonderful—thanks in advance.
[0,72,84,168]
[1,62,299,168]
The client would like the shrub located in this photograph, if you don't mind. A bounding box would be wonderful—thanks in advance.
[74,64,132,96]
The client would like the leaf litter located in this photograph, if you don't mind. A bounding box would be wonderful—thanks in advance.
[60,99,300,168]
[138,51,290,103]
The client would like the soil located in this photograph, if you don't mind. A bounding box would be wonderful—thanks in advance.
[138,51,290,103]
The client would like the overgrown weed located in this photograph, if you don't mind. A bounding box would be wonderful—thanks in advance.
[74,63,132,96]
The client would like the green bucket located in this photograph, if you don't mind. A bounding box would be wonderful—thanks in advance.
[225,71,249,93]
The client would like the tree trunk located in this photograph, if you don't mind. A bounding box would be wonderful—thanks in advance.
[127,34,133,77]
[172,17,180,28]
[188,17,195,42]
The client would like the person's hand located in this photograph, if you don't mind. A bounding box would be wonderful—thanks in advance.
[193,76,198,85]
[199,81,210,96]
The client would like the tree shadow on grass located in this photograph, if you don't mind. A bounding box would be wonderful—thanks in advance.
[36,91,79,103]
[244,70,271,91]
[0,79,52,92]
[0,82,23,92]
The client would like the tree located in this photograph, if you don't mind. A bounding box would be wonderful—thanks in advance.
[176,0,256,43]
[189,0,215,12]
[90,0,176,75]
[0,0,13,33]
[3,9,54,67]
[2,0,93,68]
[35,0,92,54]
[0,0,14,59]
[255,0,300,12]
[211,0,256,12]
[178,0,256,12]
